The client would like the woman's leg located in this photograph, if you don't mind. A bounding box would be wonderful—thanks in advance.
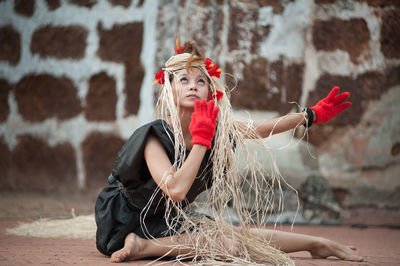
[110,233,188,263]
[111,227,363,263]
[110,231,239,263]
[248,227,363,261]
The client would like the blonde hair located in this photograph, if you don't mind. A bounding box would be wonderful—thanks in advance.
[146,52,294,265]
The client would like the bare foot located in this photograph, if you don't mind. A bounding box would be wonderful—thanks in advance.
[110,233,145,263]
[309,237,363,262]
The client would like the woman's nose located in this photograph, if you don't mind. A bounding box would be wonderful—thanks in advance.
[189,81,197,90]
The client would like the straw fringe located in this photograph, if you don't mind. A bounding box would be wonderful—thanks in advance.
[146,53,308,265]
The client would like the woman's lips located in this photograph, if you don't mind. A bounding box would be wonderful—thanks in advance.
[187,94,200,99]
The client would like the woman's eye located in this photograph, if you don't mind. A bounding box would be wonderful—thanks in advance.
[180,77,187,83]
[198,79,205,85]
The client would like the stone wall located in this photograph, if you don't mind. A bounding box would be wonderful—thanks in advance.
[0,0,399,210]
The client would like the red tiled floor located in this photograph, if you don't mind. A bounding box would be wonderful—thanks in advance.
[1,219,399,265]
[0,192,399,265]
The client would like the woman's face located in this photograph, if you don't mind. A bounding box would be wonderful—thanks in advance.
[171,67,209,109]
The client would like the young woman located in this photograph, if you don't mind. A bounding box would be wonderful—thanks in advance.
[95,41,362,264]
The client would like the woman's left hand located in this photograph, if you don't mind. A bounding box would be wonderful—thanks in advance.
[310,86,352,124]
[189,100,219,150]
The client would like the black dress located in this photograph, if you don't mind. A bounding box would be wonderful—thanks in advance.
[95,119,214,256]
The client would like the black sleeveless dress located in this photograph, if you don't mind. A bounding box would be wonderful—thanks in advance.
[95,119,214,256]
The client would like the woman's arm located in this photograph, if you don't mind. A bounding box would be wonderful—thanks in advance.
[144,136,207,202]
[237,86,351,139]
[236,111,314,139]
[144,99,219,202]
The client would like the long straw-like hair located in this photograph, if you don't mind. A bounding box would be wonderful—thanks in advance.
[145,42,295,265]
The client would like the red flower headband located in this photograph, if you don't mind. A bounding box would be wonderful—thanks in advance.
[204,58,222,79]
[153,70,165,85]
[208,90,223,101]
[174,39,185,54]
[153,40,224,101]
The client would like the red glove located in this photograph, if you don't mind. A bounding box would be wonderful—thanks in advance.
[189,100,219,150]
[310,86,352,124]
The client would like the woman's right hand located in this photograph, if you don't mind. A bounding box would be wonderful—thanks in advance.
[189,100,219,150]
[310,86,351,124]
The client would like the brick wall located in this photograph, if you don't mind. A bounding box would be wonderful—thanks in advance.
[0,0,151,190]
[0,0,399,208]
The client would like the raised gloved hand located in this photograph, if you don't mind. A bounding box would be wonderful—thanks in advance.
[189,100,219,150]
[310,86,352,124]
